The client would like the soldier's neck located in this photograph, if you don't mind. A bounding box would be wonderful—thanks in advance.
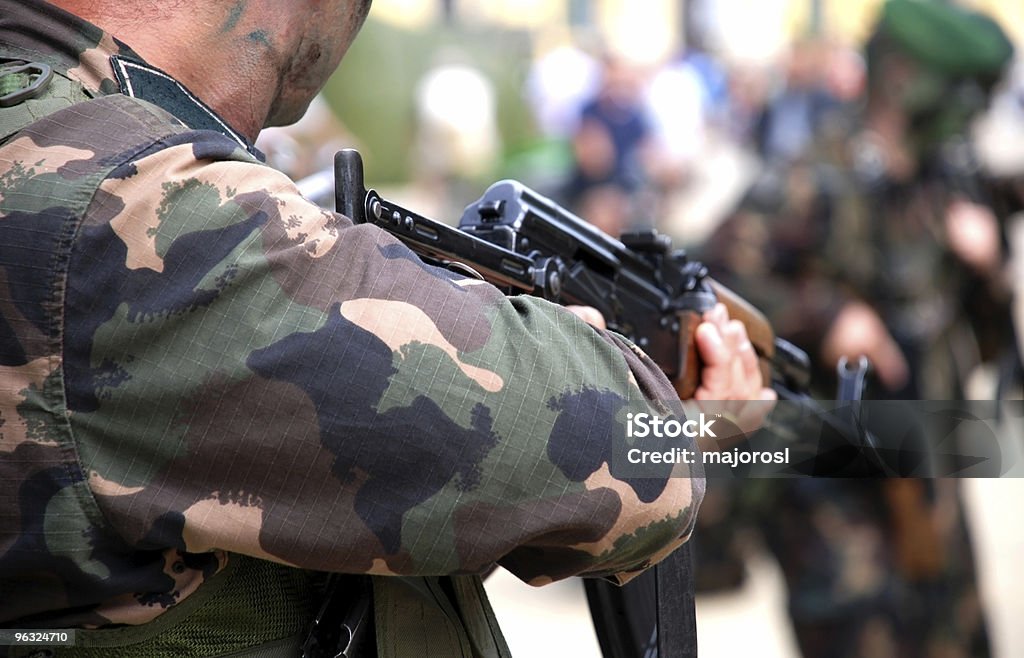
[63,5,280,142]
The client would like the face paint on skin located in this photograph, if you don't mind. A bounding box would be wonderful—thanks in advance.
[220,1,246,33]
[247,29,272,48]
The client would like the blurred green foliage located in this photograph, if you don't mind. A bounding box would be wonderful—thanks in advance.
[323,18,540,185]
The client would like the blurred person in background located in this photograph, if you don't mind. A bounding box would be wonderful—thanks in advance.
[644,51,708,195]
[693,2,1016,657]
[517,29,603,196]
[973,58,1024,386]
[563,54,658,236]
[412,48,502,218]
[754,38,842,166]
[524,29,600,144]
[642,46,726,245]
[722,62,775,153]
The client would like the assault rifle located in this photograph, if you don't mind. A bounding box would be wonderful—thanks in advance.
[332,149,811,401]
[326,149,877,658]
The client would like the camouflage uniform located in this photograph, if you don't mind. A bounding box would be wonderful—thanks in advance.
[695,150,996,658]
[692,2,1012,657]
[0,2,703,656]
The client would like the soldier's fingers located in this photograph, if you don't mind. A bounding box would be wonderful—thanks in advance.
[721,320,749,394]
[696,327,737,397]
[703,303,729,332]
[696,321,731,368]
[739,339,761,388]
[565,305,607,330]
[723,321,746,375]
[723,319,745,351]
[692,386,716,401]
[697,365,734,400]
[722,317,761,389]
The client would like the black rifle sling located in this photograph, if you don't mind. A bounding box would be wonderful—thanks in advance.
[655,543,698,658]
[583,542,697,658]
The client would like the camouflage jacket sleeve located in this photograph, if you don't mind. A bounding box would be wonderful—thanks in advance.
[60,102,702,586]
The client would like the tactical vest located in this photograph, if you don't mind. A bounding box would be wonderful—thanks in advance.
[0,58,511,658]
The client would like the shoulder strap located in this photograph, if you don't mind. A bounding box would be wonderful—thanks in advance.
[655,544,698,658]
[0,66,91,144]
[584,544,698,658]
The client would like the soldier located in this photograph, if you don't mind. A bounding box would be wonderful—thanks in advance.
[697,2,1014,657]
[0,0,771,656]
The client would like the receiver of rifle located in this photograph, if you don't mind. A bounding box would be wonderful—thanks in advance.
[334,148,810,400]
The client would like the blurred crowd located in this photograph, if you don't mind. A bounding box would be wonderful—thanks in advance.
[262,1,1024,655]
[516,3,1024,658]
[518,2,1024,408]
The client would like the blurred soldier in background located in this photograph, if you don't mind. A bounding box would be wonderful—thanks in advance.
[695,1,1016,656]
[754,38,838,166]
[563,54,657,236]
[412,49,502,217]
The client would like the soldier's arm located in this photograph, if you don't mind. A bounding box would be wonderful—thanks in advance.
[67,131,703,585]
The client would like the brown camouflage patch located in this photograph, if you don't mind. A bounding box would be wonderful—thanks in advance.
[228,167,340,258]
[0,357,59,453]
[257,215,502,356]
[95,148,341,272]
[269,188,339,258]
[97,175,168,272]
[573,463,694,557]
[369,558,399,576]
[340,298,504,393]
[66,31,118,94]
[97,145,244,272]
[91,548,222,626]
[182,494,298,567]
[88,470,144,497]
[0,134,96,209]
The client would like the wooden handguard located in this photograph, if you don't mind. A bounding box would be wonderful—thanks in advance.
[673,279,776,400]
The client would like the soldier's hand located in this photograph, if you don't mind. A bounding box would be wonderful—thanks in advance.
[823,300,909,392]
[694,303,776,402]
[565,305,607,330]
[945,199,1002,274]
[691,304,776,444]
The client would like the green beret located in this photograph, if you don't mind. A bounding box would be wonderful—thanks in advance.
[879,0,1014,79]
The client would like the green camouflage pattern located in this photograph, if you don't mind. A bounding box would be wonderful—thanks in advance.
[0,0,702,633]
